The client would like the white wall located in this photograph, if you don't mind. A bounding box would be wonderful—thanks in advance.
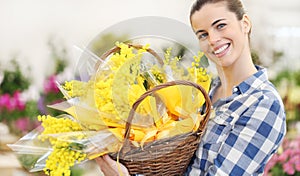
[0,0,194,89]
[1,0,300,94]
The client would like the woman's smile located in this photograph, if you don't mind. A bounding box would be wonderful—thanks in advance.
[213,43,230,58]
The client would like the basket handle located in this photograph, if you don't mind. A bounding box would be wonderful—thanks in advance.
[122,80,212,151]
[94,43,164,71]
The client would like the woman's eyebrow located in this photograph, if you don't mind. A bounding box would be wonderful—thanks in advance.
[195,29,205,35]
[195,18,225,35]
[212,18,225,26]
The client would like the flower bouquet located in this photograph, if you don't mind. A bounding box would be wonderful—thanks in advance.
[8,41,212,176]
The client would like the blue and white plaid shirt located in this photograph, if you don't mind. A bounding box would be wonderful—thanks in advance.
[186,66,286,176]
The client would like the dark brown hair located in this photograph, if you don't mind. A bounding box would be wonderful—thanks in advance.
[190,0,246,22]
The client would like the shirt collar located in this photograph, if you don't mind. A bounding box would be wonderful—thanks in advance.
[236,65,268,94]
[210,65,268,96]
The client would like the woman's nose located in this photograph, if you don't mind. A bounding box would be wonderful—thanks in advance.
[208,31,221,45]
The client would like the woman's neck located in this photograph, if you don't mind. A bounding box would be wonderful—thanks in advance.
[216,55,257,97]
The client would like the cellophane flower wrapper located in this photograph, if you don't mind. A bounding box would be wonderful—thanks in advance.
[7,125,52,172]
[9,42,212,176]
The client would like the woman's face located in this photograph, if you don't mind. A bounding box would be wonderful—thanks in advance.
[190,2,251,68]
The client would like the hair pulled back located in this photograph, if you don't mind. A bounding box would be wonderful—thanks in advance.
[190,0,246,22]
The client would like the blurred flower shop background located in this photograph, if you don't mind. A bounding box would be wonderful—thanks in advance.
[0,0,300,175]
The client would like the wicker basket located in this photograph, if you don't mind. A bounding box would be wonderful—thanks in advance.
[97,44,212,175]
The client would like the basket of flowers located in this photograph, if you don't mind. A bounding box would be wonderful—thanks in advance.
[8,42,212,176]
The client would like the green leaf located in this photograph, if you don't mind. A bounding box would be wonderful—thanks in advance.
[200,55,209,68]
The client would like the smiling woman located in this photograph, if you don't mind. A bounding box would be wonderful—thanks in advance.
[186,0,286,175]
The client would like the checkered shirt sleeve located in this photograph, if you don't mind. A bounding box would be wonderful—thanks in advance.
[186,67,286,176]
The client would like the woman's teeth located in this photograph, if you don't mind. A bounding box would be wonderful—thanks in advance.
[214,44,229,54]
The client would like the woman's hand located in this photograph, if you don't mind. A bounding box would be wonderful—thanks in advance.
[95,155,130,176]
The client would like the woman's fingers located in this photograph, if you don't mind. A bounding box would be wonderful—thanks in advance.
[95,156,108,169]
[95,155,129,176]
[102,155,118,168]
[95,156,117,176]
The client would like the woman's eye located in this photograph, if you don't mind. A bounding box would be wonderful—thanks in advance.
[198,33,208,40]
[217,23,226,29]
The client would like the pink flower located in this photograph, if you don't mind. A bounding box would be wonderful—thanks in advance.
[11,91,25,111]
[44,75,59,93]
[0,94,11,109]
[283,161,295,175]
[289,140,299,148]
[4,96,14,111]
[277,149,290,162]
[296,161,300,172]
[291,155,300,171]
[14,117,30,131]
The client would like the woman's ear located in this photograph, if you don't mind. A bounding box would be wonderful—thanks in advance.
[242,14,252,34]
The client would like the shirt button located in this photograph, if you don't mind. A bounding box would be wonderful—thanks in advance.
[233,87,238,92]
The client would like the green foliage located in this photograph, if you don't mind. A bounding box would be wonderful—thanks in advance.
[0,59,31,95]
[270,164,285,176]
[293,71,300,86]
[272,50,284,63]
[70,167,85,176]
[270,69,300,87]
[23,100,40,120]
[270,69,293,87]
[17,153,41,171]
[251,49,262,65]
